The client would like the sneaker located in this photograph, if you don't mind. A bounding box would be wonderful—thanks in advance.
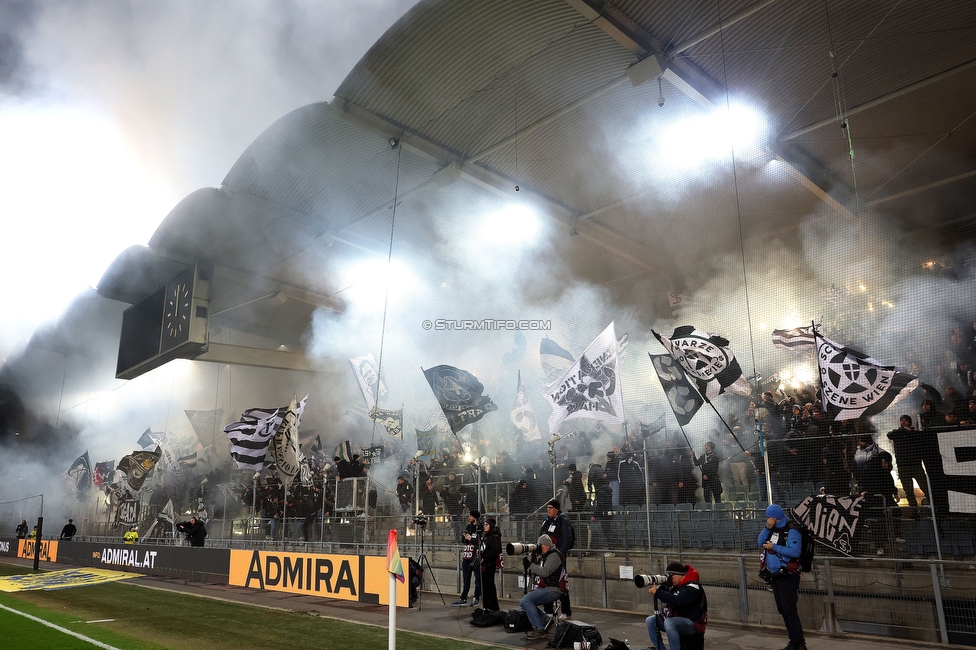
[558,613,571,621]
[470,598,479,607]
[525,628,547,640]
[451,599,466,607]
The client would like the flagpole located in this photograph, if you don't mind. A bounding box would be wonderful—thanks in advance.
[281,481,288,550]
[389,566,397,650]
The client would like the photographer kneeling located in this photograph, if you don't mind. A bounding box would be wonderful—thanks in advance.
[644,563,707,650]
[518,534,567,641]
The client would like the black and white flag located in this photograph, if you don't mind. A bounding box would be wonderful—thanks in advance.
[792,494,865,556]
[545,322,624,433]
[224,402,293,471]
[652,325,751,399]
[771,325,816,349]
[423,365,498,434]
[540,337,575,383]
[65,451,92,493]
[639,412,667,438]
[816,333,918,421]
[511,371,543,443]
[349,354,387,410]
[369,406,403,438]
[649,353,705,426]
[269,395,307,487]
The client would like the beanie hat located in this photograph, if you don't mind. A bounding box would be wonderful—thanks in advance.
[546,499,561,511]
[765,504,785,521]
[665,562,687,575]
[469,509,481,519]
[537,534,553,546]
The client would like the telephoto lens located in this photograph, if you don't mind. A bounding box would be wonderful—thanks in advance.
[634,573,670,588]
[506,542,538,555]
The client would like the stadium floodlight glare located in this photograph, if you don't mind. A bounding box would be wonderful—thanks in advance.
[479,203,540,245]
[659,103,765,170]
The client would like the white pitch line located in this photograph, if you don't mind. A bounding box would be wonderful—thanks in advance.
[0,602,123,650]
[85,619,117,623]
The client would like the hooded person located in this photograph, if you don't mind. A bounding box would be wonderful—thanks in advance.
[758,504,806,650]
[644,562,707,650]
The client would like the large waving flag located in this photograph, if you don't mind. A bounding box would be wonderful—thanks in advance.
[349,354,388,410]
[816,332,918,421]
[333,440,353,463]
[639,411,667,438]
[652,325,750,399]
[423,365,497,434]
[65,451,92,493]
[649,353,705,426]
[545,322,624,434]
[224,402,293,470]
[387,529,405,583]
[117,447,162,491]
[415,426,437,456]
[92,460,116,488]
[269,396,307,487]
[511,371,543,442]
[540,337,575,382]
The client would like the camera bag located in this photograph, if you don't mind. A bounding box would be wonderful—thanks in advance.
[548,621,601,649]
[505,609,532,632]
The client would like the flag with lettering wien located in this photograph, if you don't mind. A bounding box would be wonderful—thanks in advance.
[815,332,918,421]
[387,529,405,583]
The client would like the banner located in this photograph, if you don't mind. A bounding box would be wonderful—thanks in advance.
[792,494,864,555]
[117,447,162,492]
[369,406,403,438]
[349,354,388,410]
[649,353,705,426]
[114,499,141,527]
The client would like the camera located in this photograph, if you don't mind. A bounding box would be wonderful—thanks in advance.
[506,542,538,555]
[413,516,428,527]
[634,573,670,588]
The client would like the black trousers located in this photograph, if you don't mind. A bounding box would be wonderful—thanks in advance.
[770,571,804,645]
[481,565,499,611]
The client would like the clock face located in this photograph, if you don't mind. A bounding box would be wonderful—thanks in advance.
[163,281,192,345]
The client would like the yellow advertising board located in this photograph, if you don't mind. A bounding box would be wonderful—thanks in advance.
[228,549,408,607]
[0,567,137,592]
[17,539,58,563]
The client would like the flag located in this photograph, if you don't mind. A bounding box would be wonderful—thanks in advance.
[616,332,630,356]
[184,409,224,443]
[511,371,543,443]
[772,325,816,349]
[178,451,198,467]
[816,333,918,421]
[649,353,705,426]
[136,428,165,449]
[117,447,162,491]
[307,434,324,458]
[667,292,691,318]
[415,427,437,456]
[224,404,289,470]
[792,494,865,556]
[502,331,527,364]
[298,453,314,487]
[65,451,92,492]
[652,325,750,400]
[387,529,405,583]
[158,499,176,524]
[334,440,352,463]
[423,365,498,434]
[92,460,115,488]
[545,322,624,433]
[269,395,307,487]
[349,354,388,410]
[540,337,575,382]
[369,406,404,438]
[639,412,667,437]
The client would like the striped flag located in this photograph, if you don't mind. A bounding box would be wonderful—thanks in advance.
[772,325,816,349]
[540,337,575,382]
[224,402,296,471]
[269,396,306,487]
[334,440,353,463]
[387,529,405,583]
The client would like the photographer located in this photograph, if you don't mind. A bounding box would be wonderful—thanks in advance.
[180,516,207,547]
[518,534,567,641]
[452,509,481,607]
[758,504,806,650]
[539,499,575,620]
[644,563,707,650]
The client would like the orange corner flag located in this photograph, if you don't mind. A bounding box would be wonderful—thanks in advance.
[387,529,405,583]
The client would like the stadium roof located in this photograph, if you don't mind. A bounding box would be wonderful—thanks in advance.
[98,0,976,356]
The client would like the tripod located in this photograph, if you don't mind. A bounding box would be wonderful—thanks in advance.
[414,518,445,609]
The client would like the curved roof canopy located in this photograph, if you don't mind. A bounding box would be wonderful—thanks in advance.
[99,0,976,353]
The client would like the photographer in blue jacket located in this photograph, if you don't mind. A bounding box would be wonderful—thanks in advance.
[758,504,806,650]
